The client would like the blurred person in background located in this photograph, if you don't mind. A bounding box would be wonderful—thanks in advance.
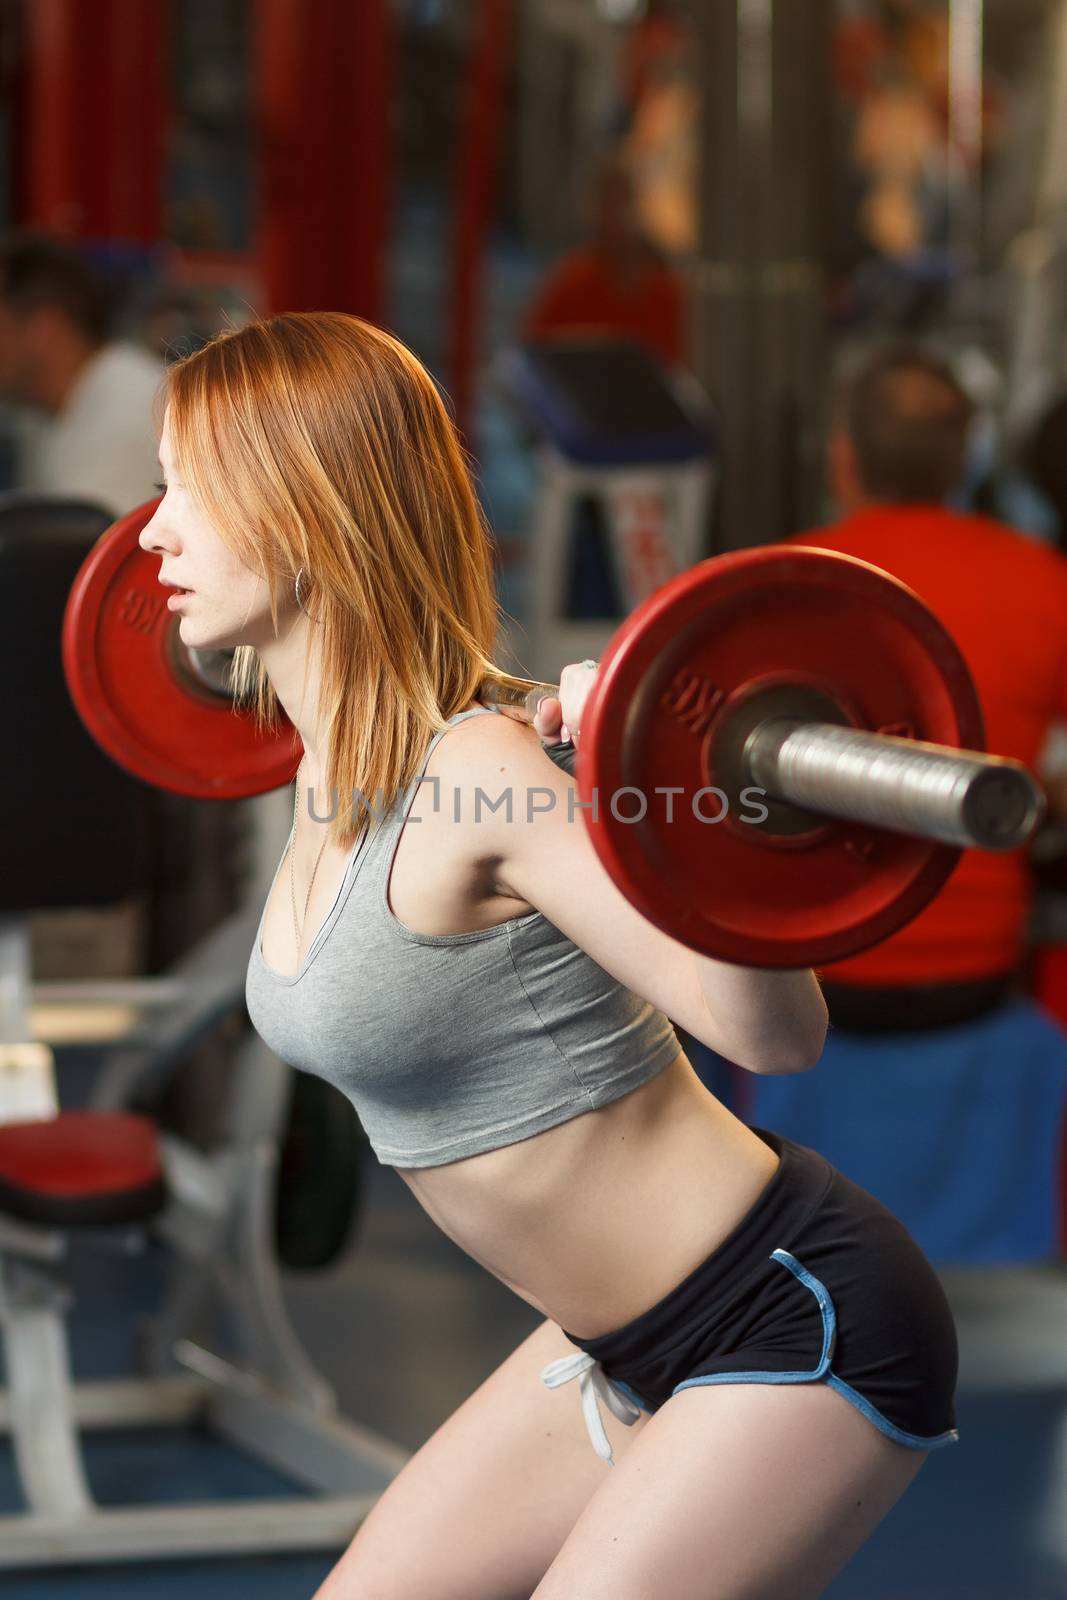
[803,344,1067,994]
[0,230,163,517]
[747,342,1067,1266]
[617,0,697,261]
[522,154,687,370]
[831,1,1002,333]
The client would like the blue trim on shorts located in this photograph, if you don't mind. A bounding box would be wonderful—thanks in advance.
[611,1378,656,1416]
[824,1372,958,1451]
[668,1248,960,1453]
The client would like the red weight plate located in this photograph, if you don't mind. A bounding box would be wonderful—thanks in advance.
[578,545,984,969]
[62,500,302,799]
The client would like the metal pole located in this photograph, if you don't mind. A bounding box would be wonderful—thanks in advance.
[688,0,832,548]
[689,0,747,551]
[1036,0,1067,220]
[948,0,985,268]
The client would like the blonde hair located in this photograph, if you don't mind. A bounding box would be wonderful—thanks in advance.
[163,311,538,847]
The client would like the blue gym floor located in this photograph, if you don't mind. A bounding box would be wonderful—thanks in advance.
[6,1121,1067,1599]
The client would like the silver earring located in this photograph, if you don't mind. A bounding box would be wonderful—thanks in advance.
[294,566,314,617]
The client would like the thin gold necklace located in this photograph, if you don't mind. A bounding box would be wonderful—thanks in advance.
[291,757,329,960]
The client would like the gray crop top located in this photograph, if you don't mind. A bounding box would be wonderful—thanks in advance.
[245,706,682,1167]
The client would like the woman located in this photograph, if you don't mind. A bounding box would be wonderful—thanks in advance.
[140,311,958,1600]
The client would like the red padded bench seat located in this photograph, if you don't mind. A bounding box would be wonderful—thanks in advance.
[0,1111,165,1227]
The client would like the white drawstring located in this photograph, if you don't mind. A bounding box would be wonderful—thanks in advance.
[540,1351,642,1466]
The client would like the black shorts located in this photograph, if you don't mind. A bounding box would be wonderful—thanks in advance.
[555,1128,959,1454]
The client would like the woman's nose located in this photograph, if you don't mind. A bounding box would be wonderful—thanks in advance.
[138,509,172,556]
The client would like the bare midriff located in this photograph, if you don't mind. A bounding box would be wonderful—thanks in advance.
[396,1049,780,1339]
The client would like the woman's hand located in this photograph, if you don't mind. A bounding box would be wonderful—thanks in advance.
[530,660,599,748]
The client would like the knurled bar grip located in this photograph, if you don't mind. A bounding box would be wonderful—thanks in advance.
[482,683,1045,853]
[484,680,560,720]
[744,719,1044,852]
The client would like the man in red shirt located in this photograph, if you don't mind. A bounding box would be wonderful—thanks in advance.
[748,344,1067,1262]
[796,347,1067,997]
[522,155,686,370]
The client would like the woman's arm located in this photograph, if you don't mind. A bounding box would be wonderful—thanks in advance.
[523,665,828,1073]
[691,959,827,1076]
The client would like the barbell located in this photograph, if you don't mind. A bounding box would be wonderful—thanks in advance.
[61,503,1045,969]
[486,546,1043,966]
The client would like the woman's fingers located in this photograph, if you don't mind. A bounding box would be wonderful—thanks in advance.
[533,695,563,741]
[531,664,598,747]
[557,660,599,744]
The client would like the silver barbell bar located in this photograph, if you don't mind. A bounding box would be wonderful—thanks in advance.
[744,720,1043,852]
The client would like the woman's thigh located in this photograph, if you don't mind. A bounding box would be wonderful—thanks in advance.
[313,1317,652,1600]
[533,1378,927,1600]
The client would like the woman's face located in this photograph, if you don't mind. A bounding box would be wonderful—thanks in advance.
[139,410,292,651]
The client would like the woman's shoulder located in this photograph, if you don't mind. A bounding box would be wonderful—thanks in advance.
[398,710,551,918]
[434,705,546,782]
[429,709,565,837]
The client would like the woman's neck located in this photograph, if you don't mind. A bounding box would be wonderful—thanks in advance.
[257,617,326,766]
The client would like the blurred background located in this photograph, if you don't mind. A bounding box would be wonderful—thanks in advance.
[4,0,1061,569]
[5,1,1067,1595]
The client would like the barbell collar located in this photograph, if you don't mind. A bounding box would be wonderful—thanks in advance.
[744,719,1045,853]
